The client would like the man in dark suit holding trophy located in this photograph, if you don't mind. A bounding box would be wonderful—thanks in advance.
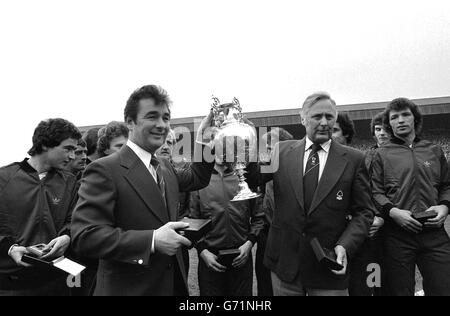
[71,85,215,296]
[260,92,375,296]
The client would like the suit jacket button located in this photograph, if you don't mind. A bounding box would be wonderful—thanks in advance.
[302,233,306,238]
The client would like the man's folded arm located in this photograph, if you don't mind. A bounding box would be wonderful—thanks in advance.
[337,157,375,257]
[71,162,153,266]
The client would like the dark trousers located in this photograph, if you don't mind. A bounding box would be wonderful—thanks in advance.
[349,236,385,296]
[256,227,273,296]
[384,225,450,296]
[198,254,253,296]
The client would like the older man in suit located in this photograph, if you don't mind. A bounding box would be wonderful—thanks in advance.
[71,85,215,296]
[261,92,375,296]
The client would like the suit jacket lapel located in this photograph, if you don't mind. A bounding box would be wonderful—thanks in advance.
[308,141,348,216]
[288,139,306,211]
[120,146,169,224]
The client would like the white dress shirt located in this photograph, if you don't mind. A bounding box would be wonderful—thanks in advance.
[303,138,332,182]
[126,140,159,254]
[127,140,158,183]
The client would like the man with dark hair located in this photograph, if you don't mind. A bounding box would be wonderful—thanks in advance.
[332,112,356,145]
[258,92,375,296]
[71,84,215,296]
[0,118,81,296]
[364,112,389,171]
[371,112,389,146]
[256,127,294,296]
[82,127,101,164]
[66,138,88,179]
[97,121,129,158]
[348,112,387,296]
[371,97,450,296]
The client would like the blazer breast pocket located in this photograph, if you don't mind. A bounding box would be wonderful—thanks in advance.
[325,182,351,211]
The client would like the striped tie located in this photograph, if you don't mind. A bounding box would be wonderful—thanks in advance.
[150,157,167,209]
[303,143,321,213]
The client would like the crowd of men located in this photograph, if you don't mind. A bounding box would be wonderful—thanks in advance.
[0,85,449,296]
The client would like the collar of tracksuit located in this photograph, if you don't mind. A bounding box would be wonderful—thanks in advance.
[389,135,422,146]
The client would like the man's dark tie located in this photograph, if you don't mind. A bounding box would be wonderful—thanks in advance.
[303,143,321,213]
[150,157,167,209]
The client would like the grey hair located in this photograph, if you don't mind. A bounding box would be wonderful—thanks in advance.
[300,92,338,118]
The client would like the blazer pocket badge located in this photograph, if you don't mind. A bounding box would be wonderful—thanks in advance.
[336,190,343,201]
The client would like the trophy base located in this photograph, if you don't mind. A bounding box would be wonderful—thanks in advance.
[231,192,262,202]
[231,177,261,202]
[231,189,261,202]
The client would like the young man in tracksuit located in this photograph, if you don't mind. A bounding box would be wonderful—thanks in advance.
[190,161,265,296]
[0,119,81,296]
[348,112,388,296]
[371,98,450,296]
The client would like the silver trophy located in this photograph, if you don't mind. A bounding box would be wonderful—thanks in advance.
[211,96,261,201]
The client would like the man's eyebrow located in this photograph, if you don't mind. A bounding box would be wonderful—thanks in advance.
[144,110,160,116]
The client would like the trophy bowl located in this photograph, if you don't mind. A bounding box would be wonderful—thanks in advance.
[211,96,261,202]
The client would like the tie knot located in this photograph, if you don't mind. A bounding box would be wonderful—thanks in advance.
[311,143,322,154]
[150,156,159,168]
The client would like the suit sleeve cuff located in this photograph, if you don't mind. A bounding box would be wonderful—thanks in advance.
[195,240,207,254]
[58,228,71,238]
[247,235,257,245]
[439,201,450,210]
[0,238,16,256]
[382,203,395,217]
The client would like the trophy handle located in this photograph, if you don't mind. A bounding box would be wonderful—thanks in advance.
[210,95,222,127]
[210,95,221,113]
[232,97,243,121]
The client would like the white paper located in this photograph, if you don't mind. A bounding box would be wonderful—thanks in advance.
[52,257,86,276]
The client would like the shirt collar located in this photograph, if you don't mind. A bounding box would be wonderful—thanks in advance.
[305,137,331,153]
[127,140,154,168]
[19,158,55,178]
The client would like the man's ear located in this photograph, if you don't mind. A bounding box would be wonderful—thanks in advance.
[125,117,134,132]
[104,148,113,156]
[301,115,306,126]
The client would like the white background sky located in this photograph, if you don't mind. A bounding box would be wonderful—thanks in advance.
[1,0,449,166]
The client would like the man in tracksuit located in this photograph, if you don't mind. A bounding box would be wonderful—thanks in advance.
[0,118,81,296]
[371,98,450,296]
[349,112,388,296]
[190,161,265,296]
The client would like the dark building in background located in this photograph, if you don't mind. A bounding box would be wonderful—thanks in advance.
[79,96,450,153]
